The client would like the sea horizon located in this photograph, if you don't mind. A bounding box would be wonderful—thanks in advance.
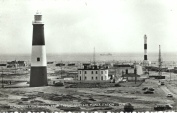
[0,52,177,63]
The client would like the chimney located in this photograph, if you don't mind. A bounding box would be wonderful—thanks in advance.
[84,65,87,69]
[126,69,128,74]
[94,65,97,69]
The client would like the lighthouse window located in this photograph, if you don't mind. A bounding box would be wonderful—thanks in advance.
[92,77,93,80]
[96,77,97,80]
[37,57,40,62]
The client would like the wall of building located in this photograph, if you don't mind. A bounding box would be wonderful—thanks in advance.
[126,77,141,81]
[116,67,133,76]
[135,65,143,75]
[78,70,109,81]
[116,65,143,76]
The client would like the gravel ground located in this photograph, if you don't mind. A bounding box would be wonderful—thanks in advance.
[0,68,176,112]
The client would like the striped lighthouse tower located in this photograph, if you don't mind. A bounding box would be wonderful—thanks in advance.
[30,12,48,87]
[144,34,148,61]
[143,34,151,66]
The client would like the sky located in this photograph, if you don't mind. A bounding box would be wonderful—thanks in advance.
[1,0,177,54]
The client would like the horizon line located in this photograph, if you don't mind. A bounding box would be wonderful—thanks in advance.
[0,51,177,56]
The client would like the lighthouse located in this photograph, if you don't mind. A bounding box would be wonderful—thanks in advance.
[30,12,48,87]
[143,34,151,66]
[144,34,147,61]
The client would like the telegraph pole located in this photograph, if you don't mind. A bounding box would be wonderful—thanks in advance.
[1,67,4,88]
[158,45,162,76]
[15,59,17,76]
[93,47,96,65]
[170,69,171,82]
[61,60,62,78]
[135,68,137,84]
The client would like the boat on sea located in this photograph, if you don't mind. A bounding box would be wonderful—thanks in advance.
[100,53,112,56]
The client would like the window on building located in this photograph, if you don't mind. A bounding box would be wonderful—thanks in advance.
[80,76,81,80]
[101,71,103,74]
[105,76,107,80]
[85,71,87,74]
[105,71,107,74]
[92,77,93,80]
[37,57,40,62]
[96,71,98,74]
[85,76,87,80]
[101,76,103,80]
[91,71,93,74]
[80,71,81,74]
[96,77,97,80]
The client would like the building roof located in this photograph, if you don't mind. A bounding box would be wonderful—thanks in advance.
[68,71,78,74]
[68,63,75,66]
[122,73,140,77]
[113,64,133,67]
[83,63,91,65]
[17,61,25,64]
[78,68,108,70]
[79,64,108,70]
[56,63,65,66]
[0,64,6,66]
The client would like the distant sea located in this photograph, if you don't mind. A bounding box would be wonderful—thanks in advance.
[0,52,177,63]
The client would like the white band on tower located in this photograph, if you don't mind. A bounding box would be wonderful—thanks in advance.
[31,45,47,67]
[144,49,147,55]
[144,35,147,44]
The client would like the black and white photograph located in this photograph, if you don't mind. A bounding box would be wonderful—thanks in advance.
[0,0,177,112]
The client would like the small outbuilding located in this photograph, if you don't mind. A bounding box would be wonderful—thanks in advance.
[122,73,141,81]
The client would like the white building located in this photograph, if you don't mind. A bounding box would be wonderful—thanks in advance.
[135,65,143,75]
[143,60,151,66]
[115,64,143,76]
[78,65,109,81]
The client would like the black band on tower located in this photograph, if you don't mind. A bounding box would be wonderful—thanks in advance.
[32,24,45,45]
[144,55,147,60]
[30,67,48,87]
[144,44,147,49]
